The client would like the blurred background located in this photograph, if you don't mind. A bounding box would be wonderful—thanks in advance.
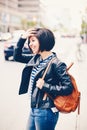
[0,0,87,130]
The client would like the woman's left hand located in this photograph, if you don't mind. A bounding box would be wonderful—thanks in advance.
[36,78,44,89]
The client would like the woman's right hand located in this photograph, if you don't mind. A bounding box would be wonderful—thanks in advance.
[21,29,36,39]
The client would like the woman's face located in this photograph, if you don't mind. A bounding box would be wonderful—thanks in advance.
[29,36,40,54]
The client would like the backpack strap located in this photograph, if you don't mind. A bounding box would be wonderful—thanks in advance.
[78,92,81,115]
[67,62,74,71]
[67,62,81,115]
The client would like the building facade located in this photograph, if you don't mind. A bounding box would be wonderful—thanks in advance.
[18,0,40,22]
[0,0,40,32]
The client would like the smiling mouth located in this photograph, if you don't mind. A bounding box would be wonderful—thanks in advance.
[31,48,36,53]
[32,48,35,51]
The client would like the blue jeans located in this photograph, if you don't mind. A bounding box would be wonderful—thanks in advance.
[27,108,59,130]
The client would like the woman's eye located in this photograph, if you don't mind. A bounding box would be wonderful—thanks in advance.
[32,39,35,42]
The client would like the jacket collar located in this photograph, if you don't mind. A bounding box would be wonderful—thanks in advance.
[26,54,41,66]
[26,52,57,67]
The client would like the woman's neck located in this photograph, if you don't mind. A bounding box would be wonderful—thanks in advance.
[39,51,52,60]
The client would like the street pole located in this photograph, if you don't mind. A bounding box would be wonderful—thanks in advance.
[5,0,10,32]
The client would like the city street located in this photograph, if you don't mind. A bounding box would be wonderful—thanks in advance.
[0,37,87,130]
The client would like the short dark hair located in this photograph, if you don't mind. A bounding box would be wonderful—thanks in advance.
[28,28,55,52]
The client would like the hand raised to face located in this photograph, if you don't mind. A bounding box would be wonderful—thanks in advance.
[21,28,37,39]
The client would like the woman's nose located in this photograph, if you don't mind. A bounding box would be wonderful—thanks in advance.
[29,42,33,47]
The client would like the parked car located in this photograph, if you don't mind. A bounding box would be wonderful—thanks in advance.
[0,32,12,41]
[4,30,31,61]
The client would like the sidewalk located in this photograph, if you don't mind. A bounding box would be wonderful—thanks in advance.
[55,49,87,130]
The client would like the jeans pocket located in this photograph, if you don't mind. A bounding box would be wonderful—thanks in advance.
[47,109,59,124]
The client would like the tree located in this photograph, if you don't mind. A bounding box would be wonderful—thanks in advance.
[81,19,87,34]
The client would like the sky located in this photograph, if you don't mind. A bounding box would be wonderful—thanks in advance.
[40,0,87,32]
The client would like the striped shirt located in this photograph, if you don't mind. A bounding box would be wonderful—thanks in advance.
[28,54,54,98]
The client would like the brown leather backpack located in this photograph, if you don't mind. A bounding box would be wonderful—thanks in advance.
[53,63,81,114]
[43,60,81,114]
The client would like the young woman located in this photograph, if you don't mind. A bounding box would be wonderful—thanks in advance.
[14,28,73,130]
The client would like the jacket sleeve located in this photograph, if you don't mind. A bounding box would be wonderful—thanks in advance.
[41,62,73,97]
[14,37,32,63]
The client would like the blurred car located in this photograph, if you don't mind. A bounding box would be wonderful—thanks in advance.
[0,32,12,41]
[61,34,76,38]
[4,30,31,61]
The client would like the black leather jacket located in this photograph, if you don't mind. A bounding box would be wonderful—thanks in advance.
[14,38,73,109]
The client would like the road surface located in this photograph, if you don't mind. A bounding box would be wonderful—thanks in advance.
[0,37,87,130]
